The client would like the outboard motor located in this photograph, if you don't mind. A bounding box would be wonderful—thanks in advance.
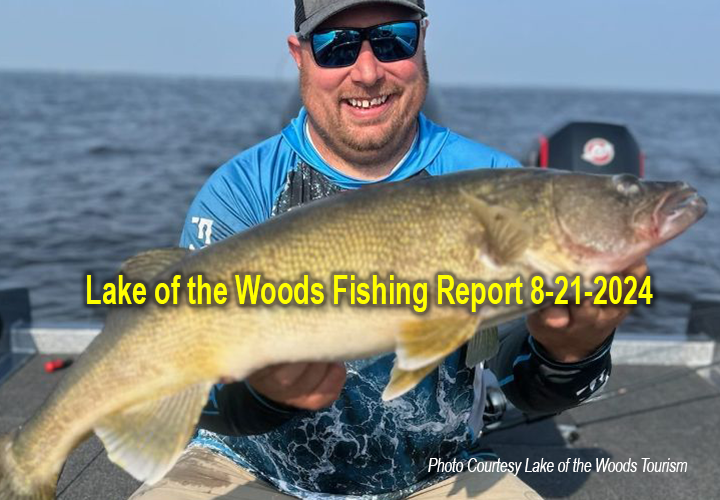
[526,121,644,177]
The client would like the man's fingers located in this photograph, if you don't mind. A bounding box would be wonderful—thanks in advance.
[298,363,347,411]
[623,259,648,279]
[617,259,649,302]
[527,264,648,363]
[279,362,338,397]
[572,298,601,322]
[247,362,312,397]
[534,305,571,330]
[248,362,347,410]
[263,363,311,388]
[587,259,648,308]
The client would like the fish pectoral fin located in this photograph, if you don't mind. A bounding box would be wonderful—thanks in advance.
[460,189,530,265]
[464,326,500,367]
[382,360,442,401]
[120,248,190,281]
[396,316,480,371]
[95,381,213,484]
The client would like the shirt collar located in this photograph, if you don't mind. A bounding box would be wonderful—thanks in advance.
[281,107,450,190]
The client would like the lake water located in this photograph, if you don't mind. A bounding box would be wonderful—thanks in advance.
[1,71,718,334]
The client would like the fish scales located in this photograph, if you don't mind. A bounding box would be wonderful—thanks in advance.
[0,168,706,499]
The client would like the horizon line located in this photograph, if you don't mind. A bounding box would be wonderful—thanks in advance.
[1,67,718,98]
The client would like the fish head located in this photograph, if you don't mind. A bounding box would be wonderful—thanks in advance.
[549,172,707,274]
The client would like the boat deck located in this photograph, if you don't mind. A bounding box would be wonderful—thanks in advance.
[1,355,719,499]
[0,355,140,499]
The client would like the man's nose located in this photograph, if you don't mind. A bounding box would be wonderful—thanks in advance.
[350,41,385,86]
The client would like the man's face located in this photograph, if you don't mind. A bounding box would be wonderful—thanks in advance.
[289,4,429,161]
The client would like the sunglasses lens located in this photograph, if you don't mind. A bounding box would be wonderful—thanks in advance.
[312,30,362,68]
[311,21,420,68]
[369,22,419,62]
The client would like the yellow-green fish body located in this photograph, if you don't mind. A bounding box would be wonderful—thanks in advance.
[0,168,707,499]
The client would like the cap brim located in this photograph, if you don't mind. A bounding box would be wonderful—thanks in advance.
[297,0,427,38]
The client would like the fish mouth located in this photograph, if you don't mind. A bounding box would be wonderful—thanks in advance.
[655,185,707,241]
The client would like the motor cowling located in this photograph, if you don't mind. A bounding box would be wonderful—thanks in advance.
[526,121,644,177]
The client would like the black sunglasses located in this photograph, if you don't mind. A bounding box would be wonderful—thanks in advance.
[310,20,421,69]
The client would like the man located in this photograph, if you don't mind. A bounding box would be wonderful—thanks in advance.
[130,1,646,498]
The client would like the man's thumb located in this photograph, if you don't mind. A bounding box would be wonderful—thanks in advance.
[537,306,571,329]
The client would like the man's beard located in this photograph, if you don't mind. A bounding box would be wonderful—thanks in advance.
[300,53,430,165]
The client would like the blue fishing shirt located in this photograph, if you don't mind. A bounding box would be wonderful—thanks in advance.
[179,108,519,499]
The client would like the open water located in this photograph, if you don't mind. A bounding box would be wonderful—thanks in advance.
[0,71,718,334]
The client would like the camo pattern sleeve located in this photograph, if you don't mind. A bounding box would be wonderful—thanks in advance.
[488,318,612,415]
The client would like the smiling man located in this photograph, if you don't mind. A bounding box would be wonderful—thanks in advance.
[293,3,429,180]
[129,1,644,499]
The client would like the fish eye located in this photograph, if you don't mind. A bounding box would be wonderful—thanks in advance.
[612,174,642,196]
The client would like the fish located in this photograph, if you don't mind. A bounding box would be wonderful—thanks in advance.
[0,168,707,499]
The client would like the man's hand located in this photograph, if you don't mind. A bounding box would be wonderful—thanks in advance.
[247,362,347,411]
[527,259,648,363]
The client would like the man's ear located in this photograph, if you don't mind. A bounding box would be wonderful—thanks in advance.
[288,35,303,69]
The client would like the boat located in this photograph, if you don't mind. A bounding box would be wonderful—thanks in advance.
[2,120,719,499]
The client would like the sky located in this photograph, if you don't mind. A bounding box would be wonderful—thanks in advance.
[1,0,719,93]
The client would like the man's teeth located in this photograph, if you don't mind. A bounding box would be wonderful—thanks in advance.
[347,95,389,108]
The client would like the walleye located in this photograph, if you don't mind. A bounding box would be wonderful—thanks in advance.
[0,168,707,499]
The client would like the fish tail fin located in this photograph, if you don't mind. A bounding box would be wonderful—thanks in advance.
[0,432,57,500]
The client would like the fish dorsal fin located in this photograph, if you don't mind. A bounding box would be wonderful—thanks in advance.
[395,315,480,371]
[460,189,531,265]
[383,359,441,401]
[464,326,500,367]
[120,248,190,281]
[95,381,213,484]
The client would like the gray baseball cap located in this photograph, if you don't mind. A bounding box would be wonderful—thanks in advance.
[295,0,427,38]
